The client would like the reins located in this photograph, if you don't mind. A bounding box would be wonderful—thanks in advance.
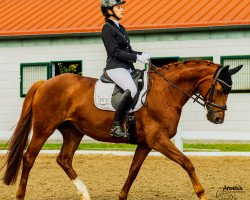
[148,62,227,113]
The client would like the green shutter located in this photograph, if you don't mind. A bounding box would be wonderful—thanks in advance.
[20,63,50,97]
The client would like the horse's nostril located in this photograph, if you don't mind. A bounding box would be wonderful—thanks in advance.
[215,117,221,124]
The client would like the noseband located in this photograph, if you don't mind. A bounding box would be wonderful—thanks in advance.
[148,62,228,113]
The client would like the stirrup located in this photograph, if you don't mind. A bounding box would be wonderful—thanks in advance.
[110,125,130,139]
[110,126,121,135]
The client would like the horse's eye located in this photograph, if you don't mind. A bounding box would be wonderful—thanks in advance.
[217,89,224,95]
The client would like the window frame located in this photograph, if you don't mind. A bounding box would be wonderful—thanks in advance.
[20,62,51,97]
[220,55,250,93]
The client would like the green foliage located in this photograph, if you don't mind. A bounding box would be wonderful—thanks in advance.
[57,62,79,74]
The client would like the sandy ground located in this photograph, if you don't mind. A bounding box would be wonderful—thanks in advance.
[0,154,249,200]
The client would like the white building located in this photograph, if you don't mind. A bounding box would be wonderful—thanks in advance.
[0,0,249,140]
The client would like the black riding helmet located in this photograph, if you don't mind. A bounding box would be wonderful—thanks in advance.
[101,0,126,20]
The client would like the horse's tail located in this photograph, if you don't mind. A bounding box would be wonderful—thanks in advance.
[2,80,45,185]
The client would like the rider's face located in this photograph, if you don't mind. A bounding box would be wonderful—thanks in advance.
[110,4,124,20]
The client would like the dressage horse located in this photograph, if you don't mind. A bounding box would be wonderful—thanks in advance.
[2,60,242,200]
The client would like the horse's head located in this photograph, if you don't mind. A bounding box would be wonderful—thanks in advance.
[197,64,243,124]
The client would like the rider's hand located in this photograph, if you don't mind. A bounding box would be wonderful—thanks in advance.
[137,52,150,64]
[143,52,150,60]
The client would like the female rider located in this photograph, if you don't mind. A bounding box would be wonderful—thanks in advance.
[101,0,150,137]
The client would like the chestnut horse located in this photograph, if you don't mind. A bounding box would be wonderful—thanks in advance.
[2,60,242,200]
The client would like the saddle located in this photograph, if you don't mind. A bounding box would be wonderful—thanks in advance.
[100,69,145,110]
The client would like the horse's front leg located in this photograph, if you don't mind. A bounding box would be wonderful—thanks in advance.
[149,134,208,200]
[119,145,151,200]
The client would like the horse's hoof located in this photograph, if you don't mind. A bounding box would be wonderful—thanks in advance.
[16,195,25,200]
[200,194,208,200]
[119,195,127,200]
[79,193,91,200]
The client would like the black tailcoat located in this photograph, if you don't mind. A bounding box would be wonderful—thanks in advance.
[101,19,142,70]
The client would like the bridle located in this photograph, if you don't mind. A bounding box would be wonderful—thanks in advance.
[148,62,228,113]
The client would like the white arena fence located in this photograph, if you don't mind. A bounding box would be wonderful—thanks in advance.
[173,128,250,156]
[0,129,250,156]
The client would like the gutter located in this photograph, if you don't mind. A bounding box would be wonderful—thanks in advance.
[0,24,249,40]
[0,31,101,40]
[127,24,250,34]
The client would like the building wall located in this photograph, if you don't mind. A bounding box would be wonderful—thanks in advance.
[0,29,249,138]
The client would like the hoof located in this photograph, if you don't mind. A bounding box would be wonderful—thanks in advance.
[200,194,208,200]
[79,193,91,200]
[119,194,127,200]
[16,194,25,200]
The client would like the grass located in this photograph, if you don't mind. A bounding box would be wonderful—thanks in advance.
[0,143,250,152]
[0,143,137,151]
[44,143,137,151]
[184,143,250,152]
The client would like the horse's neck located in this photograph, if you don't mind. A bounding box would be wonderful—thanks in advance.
[150,66,214,108]
[146,65,215,135]
[178,66,214,103]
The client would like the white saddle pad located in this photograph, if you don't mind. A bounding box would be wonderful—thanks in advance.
[94,71,148,112]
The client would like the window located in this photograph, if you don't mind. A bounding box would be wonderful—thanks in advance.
[147,57,179,69]
[20,60,82,97]
[147,57,213,69]
[221,56,250,92]
[20,63,50,97]
[51,61,82,76]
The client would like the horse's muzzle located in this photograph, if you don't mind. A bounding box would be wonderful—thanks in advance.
[206,112,224,124]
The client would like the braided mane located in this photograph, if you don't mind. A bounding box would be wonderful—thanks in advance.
[162,59,218,69]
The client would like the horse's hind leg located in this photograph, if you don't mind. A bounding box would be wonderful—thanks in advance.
[57,124,90,200]
[150,134,208,200]
[119,145,151,200]
[16,128,54,199]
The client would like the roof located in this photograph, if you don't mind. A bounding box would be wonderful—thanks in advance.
[0,0,249,37]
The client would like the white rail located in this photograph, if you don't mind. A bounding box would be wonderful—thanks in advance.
[174,128,250,152]
[1,130,250,156]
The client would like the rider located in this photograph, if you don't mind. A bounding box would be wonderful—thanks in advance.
[101,0,150,137]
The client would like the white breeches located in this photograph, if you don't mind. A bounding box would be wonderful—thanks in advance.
[106,68,137,98]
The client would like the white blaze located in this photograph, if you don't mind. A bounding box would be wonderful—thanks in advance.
[72,177,91,200]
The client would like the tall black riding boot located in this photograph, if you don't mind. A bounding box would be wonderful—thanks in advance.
[111,89,133,137]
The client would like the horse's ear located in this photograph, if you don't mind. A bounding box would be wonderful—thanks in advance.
[221,65,230,72]
[219,65,230,75]
[229,65,243,76]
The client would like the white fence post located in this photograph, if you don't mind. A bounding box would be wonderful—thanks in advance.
[174,127,183,152]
